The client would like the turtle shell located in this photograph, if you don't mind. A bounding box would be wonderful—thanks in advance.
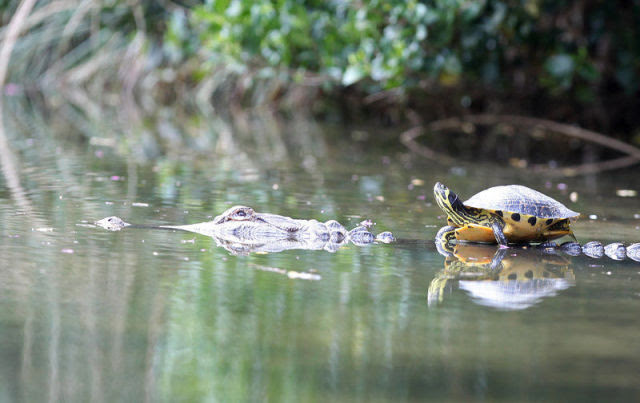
[464,185,579,219]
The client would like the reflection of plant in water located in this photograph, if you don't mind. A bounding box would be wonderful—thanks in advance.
[428,244,575,310]
[6,92,329,165]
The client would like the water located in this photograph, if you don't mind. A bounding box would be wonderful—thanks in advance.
[1,102,640,402]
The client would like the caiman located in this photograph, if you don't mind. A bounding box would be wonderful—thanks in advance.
[96,205,395,254]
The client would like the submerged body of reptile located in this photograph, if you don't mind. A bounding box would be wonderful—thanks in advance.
[96,205,395,254]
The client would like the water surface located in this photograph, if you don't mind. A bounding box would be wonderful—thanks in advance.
[1,102,639,402]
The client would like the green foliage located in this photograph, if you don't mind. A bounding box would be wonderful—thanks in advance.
[4,0,639,119]
[188,0,640,100]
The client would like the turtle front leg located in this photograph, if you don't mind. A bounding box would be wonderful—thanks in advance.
[435,225,457,256]
[490,220,508,246]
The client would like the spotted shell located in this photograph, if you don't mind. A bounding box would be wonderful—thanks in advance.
[464,185,579,219]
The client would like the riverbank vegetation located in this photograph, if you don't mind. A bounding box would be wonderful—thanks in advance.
[2,0,640,143]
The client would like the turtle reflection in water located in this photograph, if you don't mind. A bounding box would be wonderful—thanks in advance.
[428,244,575,310]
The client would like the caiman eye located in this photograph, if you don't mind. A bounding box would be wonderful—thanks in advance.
[231,208,253,220]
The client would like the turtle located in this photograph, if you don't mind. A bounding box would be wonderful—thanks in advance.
[433,182,579,248]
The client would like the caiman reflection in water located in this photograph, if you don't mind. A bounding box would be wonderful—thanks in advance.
[428,244,575,310]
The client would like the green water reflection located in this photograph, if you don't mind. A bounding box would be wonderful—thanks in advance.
[1,102,640,402]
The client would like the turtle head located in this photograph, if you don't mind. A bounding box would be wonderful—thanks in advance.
[433,182,472,226]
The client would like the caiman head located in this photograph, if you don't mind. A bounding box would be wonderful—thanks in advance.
[212,205,303,234]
